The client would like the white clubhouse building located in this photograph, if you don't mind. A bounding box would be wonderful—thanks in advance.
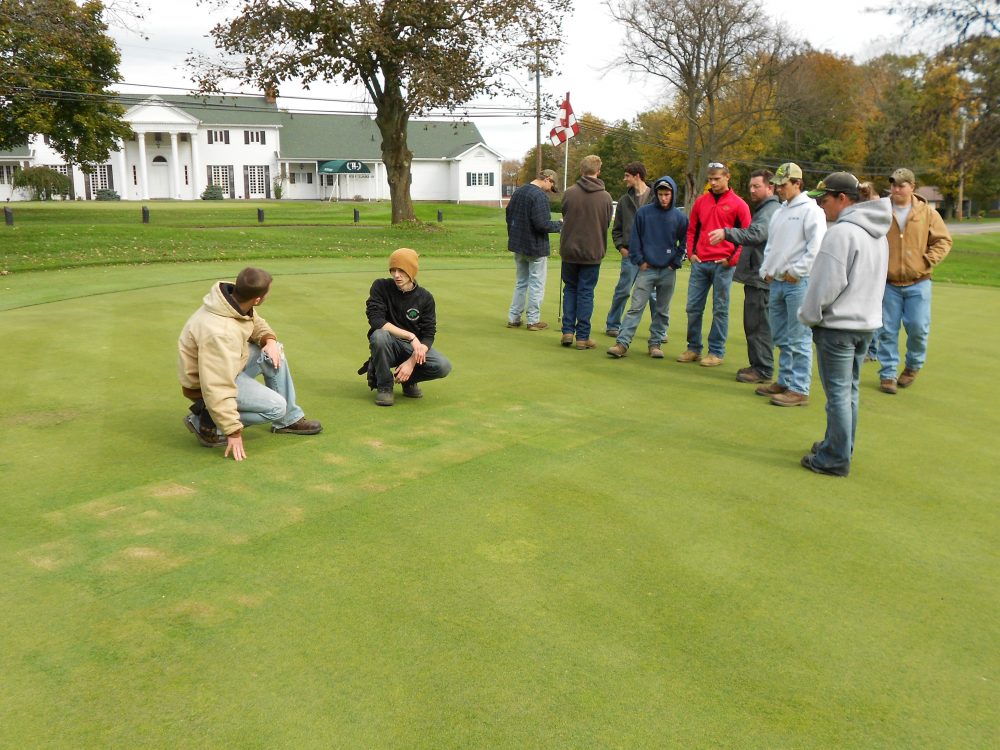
[0,95,503,204]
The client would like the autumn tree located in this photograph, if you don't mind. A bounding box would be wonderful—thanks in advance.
[0,0,132,166]
[194,0,560,224]
[607,0,785,206]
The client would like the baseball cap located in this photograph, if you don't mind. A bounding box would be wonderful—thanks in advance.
[889,168,916,185]
[770,162,803,185]
[539,169,559,193]
[807,172,860,199]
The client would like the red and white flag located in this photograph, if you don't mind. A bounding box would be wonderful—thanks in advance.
[548,92,580,147]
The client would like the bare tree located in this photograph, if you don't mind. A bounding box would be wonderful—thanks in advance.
[606,0,785,205]
[874,0,999,44]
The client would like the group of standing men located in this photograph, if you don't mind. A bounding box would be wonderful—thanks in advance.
[505,156,951,476]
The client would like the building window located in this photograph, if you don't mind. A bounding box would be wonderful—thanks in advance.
[207,130,230,145]
[289,173,296,185]
[244,130,266,145]
[92,165,112,191]
[184,166,189,185]
[466,172,495,187]
[209,165,231,193]
[132,165,137,185]
[247,165,266,195]
[152,155,167,164]
[306,172,313,185]
[0,165,20,184]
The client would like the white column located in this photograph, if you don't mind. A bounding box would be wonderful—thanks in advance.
[115,139,127,199]
[170,132,181,199]
[190,133,201,198]
[136,133,150,200]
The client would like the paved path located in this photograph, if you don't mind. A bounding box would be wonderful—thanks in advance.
[946,222,1000,236]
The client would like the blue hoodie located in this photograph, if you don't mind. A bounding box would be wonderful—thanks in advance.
[628,175,688,269]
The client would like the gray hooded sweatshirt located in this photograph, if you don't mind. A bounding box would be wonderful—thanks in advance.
[798,199,891,331]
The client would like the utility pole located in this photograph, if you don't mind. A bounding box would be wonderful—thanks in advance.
[535,44,542,176]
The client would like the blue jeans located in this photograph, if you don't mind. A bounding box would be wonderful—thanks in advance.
[605,255,639,331]
[368,329,452,390]
[769,278,813,395]
[685,261,735,357]
[812,327,873,476]
[617,267,676,348]
[192,342,305,432]
[878,281,932,380]
[561,262,601,340]
[508,252,547,325]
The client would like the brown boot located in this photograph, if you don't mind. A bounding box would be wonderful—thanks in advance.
[880,379,898,395]
[755,382,787,397]
[897,368,919,388]
[607,343,628,358]
[770,390,809,407]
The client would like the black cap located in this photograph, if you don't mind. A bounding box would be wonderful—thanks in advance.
[807,172,860,199]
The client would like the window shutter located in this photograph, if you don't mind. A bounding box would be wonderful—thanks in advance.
[264,166,271,198]
[227,165,235,198]
[106,165,114,191]
[84,173,92,200]
[242,165,249,198]
[466,173,472,186]
[260,130,266,145]
[208,131,214,145]
[223,130,230,145]
[244,130,250,145]
[206,166,213,186]
[307,173,313,184]
[489,173,495,187]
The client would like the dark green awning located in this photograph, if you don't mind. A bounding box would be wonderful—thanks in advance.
[317,159,371,174]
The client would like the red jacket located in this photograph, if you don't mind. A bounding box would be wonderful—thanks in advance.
[686,188,752,264]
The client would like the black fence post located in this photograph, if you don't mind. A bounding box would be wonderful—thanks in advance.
[353,208,360,224]
[437,210,443,223]
[257,208,265,223]
[3,207,12,227]
[141,206,150,224]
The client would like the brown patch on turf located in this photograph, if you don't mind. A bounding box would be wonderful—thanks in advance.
[476,539,541,564]
[10,410,79,426]
[323,454,349,466]
[365,438,388,449]
[309,483,337,494]
[358,481,389,493]
[99,546,186,572]
[19,540,82,571]
[284,506,305,523]
[232,592,271,608]
[227,534,250,545]
[79,500,128,518]
[151,483,196,498]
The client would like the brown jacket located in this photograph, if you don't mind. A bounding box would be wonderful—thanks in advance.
[559,175,613,264]
[887,194,952,286]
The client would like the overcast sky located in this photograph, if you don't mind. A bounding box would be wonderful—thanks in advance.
[111,1,906,161]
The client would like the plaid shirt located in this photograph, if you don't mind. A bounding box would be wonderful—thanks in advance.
[506,183,562,257]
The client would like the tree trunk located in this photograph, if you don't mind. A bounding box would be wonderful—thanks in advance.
[374,83,417,224]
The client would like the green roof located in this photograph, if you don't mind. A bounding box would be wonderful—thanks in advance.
[118,94,286,127]
[0,145,31,158]
[277,113,487,160]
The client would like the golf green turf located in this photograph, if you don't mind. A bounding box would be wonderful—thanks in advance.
[3,258,998,747]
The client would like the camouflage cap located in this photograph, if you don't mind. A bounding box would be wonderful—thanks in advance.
[889,167,916,185]
[770,162,803,185]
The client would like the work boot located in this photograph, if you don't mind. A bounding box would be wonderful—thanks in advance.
[880,379,898,395]
[183,414,226,448]
[272,417,323,434]
[676,350,701,363]
[755,382,787,397]
[526,321,549,331]
[898,368,919,388]
[700,353,724,367]
[375,388,394,406]
[607,343,628,358]
[736,367,769,384]
[770,390,809,407]
[575,338,597,350]
[560,333,574,347]
[648,345,664,359]
[402,382,423,398]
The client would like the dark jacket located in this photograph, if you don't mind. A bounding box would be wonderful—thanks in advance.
[365,278,436,349]
[628,176,688,269]
[728,194,780,289]
[611,182,654,249]
[559,175,613,264]
[506,182,562,257]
